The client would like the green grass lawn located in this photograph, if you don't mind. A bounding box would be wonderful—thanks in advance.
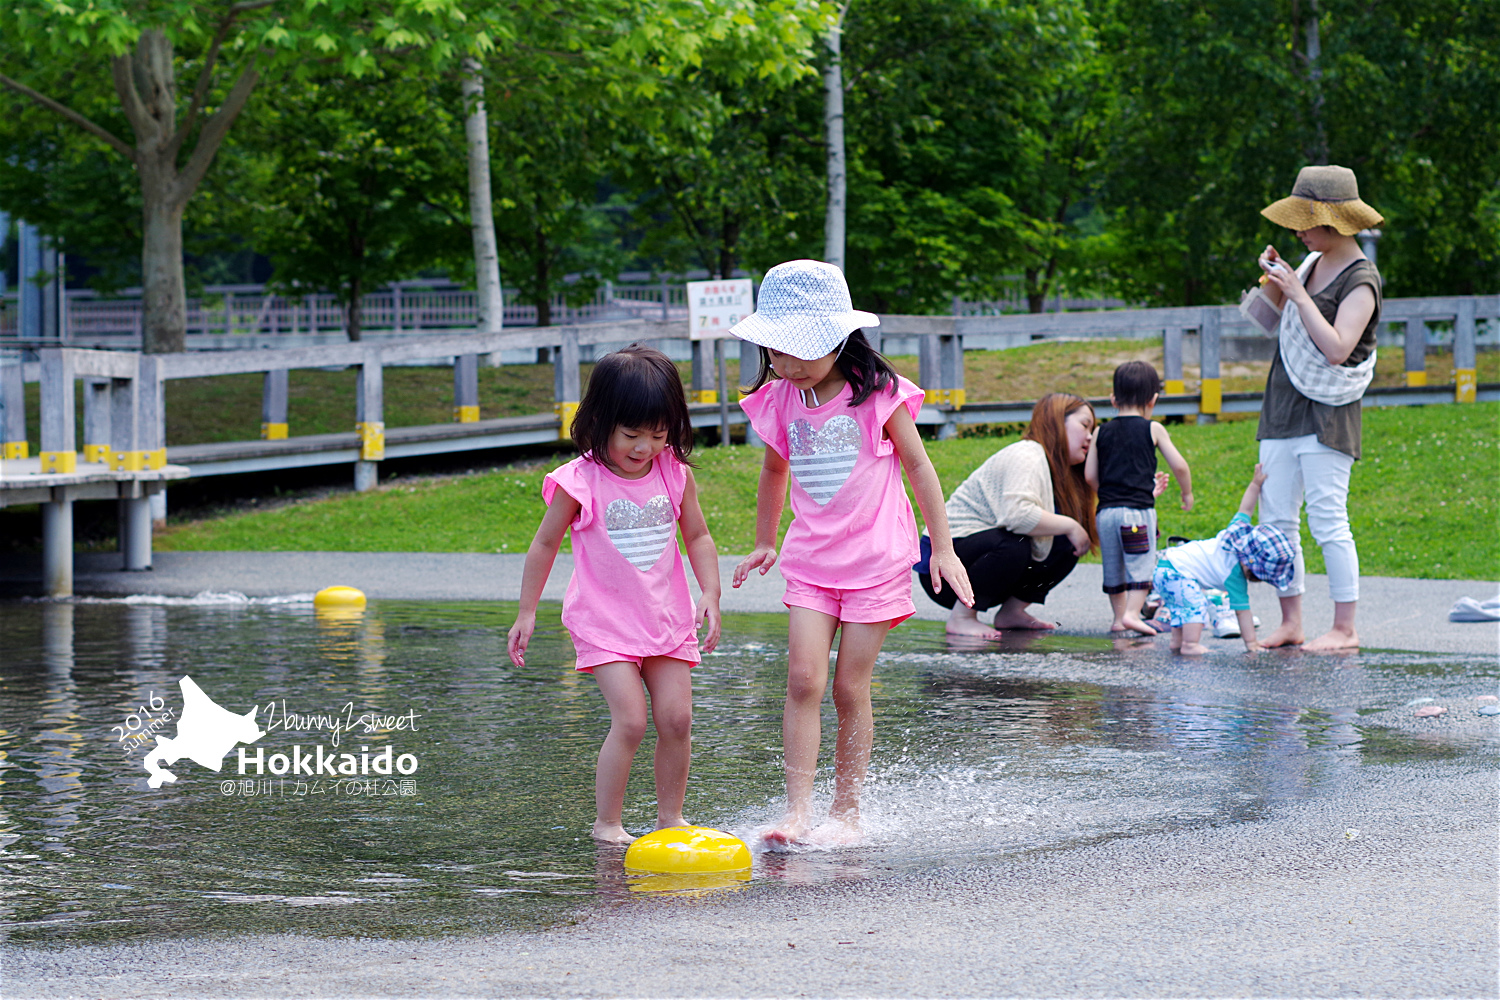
[150,403,1500,581]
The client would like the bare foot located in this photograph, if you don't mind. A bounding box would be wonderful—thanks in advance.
[1301,627,1359,652]
[592,822,635,844]
[759,816,810,850]
[945,605,1001,639]
[1176,642,1210,655]
[806,818,863,846]
[990,609,1058,630]
[1119,615,1159,637]
[1260,623,1305,648]
[655,817,690,831]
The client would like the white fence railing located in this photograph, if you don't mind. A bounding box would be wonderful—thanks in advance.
[0,277,1146,346]
[0,281,694,343]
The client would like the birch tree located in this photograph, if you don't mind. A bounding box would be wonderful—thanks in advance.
[0,0,473,353]
[823,1,852,271]
[462,57,503,335]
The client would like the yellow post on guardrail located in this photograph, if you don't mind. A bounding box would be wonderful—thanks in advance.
[1454,299,1477,403]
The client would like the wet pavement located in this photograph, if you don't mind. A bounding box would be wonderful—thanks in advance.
[0,558,1496,998]
[3,550,1495,655]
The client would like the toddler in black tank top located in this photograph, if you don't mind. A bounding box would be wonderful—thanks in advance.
[1084,362,1194,636]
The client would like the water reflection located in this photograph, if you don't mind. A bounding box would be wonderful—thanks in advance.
[0,599,1494,944]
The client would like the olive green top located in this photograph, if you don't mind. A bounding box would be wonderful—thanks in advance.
[1256,257,1382,459]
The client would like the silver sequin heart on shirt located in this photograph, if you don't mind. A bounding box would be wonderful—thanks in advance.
[605,495,675,571]
[787,414,861,506]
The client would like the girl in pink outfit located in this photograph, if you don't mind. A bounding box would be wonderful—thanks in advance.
[508,345,722,845]
[731,260,973,847]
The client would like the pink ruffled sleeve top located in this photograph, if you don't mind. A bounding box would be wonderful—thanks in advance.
[542,452,696,655]
[740,375,925,590]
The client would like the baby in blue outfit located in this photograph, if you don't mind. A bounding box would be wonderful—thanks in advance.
[1154,465,1296,654]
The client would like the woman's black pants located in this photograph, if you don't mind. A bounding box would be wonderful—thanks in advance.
[918,527,1079,612]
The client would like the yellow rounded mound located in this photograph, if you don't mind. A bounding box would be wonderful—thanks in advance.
[624,826,751,874]
[314,586,367,608]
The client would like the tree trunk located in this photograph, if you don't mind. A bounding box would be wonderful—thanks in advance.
[462,58,504,334]
[718,210,741,279]
[346,275,363,342]
[1302,0,1328,164]
[822,3,850,272]
[1025,267,1046,313]
[139,166,188,353]
[533,225,552,327]
[4,25,256,352]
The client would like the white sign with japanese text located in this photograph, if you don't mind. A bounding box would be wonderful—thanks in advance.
[686,278,753,341]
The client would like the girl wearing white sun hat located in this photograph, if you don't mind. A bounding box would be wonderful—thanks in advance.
[730,259,974,848]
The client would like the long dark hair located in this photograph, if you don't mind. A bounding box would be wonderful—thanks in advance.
[571,344,695,467]
[1022,393,1098,550]
[743,330,898,406]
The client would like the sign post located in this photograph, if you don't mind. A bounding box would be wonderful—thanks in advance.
[686,279,754,444]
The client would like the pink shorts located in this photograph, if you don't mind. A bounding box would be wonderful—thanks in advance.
[783,574,915,626]
[570,633,700,673]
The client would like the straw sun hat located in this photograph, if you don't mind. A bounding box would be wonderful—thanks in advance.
[1261,165,1384,236]
[730,259,879,361]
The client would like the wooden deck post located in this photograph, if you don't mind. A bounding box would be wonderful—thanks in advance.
[137,355,165,471]
[715,339,730,445]
[1197,309,1221,424]
[84,379,111,463]
[109,367,140,471]
[1,354,26,459]
[918,334,938,392]
[39,348,77,472]
[43,485,73,597]
[1454,298,1477,403]
[1163,326,1186,394]
[38,348,77,595]
[936,333,966,439]
[690,339,717,403]
[739,336,763,446]
[261,370,289,439]
[108,363,151,570]
[136,355,167,526]
[355,348,384,491]
[553,328,581,439]
[453,353,480,422]
[917,332,964,438]
[1404,319,1427,386]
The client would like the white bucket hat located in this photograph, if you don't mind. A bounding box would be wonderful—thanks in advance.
[730,260,880,361]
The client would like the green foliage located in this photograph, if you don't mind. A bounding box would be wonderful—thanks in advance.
[3,0,1495,311]
[0,0,474,75]
[844,0,1115,312]
[1098,0,1500,304]
[235,64,471,338]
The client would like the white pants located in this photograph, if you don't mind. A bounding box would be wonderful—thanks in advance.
[1258,434,1359,603]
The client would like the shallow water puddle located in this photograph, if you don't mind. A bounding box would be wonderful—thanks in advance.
[1,598,1495,942]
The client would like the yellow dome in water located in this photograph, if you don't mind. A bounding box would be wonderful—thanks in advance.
[624,826,751,874]
[314,586,367,608]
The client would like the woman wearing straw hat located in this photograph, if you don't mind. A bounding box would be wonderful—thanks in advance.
[1254,164,1383,651]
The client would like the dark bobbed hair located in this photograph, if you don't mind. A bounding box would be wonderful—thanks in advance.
[571,343,695,467]
[743,329,898,407]
[1022,393,1099,551]
[1112,360,1163,409]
